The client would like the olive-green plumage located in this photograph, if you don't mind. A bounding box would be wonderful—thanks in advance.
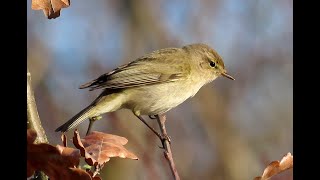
[55,43,234,132]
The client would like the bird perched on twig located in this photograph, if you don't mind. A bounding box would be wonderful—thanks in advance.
[55,43,234,138]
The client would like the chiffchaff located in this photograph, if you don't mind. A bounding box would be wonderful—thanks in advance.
[55,43,234,133]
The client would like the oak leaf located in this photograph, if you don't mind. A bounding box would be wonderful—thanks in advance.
[27,129,90,180]
[73,130,138,167]
[87,170,103,180]
[254,152,293,180]
[31,0,70,19]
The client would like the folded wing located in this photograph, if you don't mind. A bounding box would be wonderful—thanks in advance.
[79,48,189,91]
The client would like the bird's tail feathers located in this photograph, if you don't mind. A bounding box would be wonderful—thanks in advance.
[55,104,95,132]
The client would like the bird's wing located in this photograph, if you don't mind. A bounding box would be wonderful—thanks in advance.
[79,48,190,91]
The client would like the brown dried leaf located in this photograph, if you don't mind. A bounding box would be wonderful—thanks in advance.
[27,129,39,177]
[87,170,102,180]
[73,130,96,166]
[31,0,70,19]
[254,152,293,180]
[73,130,138,167]
[27,128,37,144]
[68,168,94,180]
[27,129,84,179]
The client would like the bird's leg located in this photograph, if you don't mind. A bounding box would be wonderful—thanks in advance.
[86,116,102,136]
[135,115,163,140]
[135,115,171,147]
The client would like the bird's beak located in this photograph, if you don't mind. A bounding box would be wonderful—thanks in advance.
[221,72,235,80]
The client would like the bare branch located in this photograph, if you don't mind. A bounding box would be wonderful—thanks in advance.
[27,68,48,144]
[27,68,49,180]
[156,114,180,180]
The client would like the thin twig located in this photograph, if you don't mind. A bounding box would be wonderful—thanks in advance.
[109,113,161,180]
[156,114,180,180]
[27,68,49,180]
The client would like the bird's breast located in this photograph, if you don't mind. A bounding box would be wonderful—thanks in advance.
[123,80,204,115]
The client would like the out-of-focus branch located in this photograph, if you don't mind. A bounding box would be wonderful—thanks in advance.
[27,68,48,144]
[194,86,261,179]
[27,68,49,180]
[156,114,180,180]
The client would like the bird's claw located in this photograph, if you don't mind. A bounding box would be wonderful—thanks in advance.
[148,115,157,119]
[161,134,171,144]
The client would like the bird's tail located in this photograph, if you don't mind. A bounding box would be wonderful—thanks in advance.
[55,90,124,133]
[55,104,95,132]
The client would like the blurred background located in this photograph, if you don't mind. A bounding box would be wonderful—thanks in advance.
[27,0,292,179]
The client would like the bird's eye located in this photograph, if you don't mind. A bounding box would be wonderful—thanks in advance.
[209,61,216,67]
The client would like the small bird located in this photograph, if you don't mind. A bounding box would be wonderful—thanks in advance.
[55,43,234,135]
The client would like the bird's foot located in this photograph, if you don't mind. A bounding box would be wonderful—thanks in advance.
[158,134,171,149]
[149,115,157,119]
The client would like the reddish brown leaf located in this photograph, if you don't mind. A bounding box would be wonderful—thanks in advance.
[27,158,35,177]
[27,129,38,177]
[31,0,70,19]
[68,168,93,180]
[27,128,37,144]
[73,130,96,165]
[254,152,293,180]
[27,129,84,179]
[73,130,138,167]
[93,175,102,180]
